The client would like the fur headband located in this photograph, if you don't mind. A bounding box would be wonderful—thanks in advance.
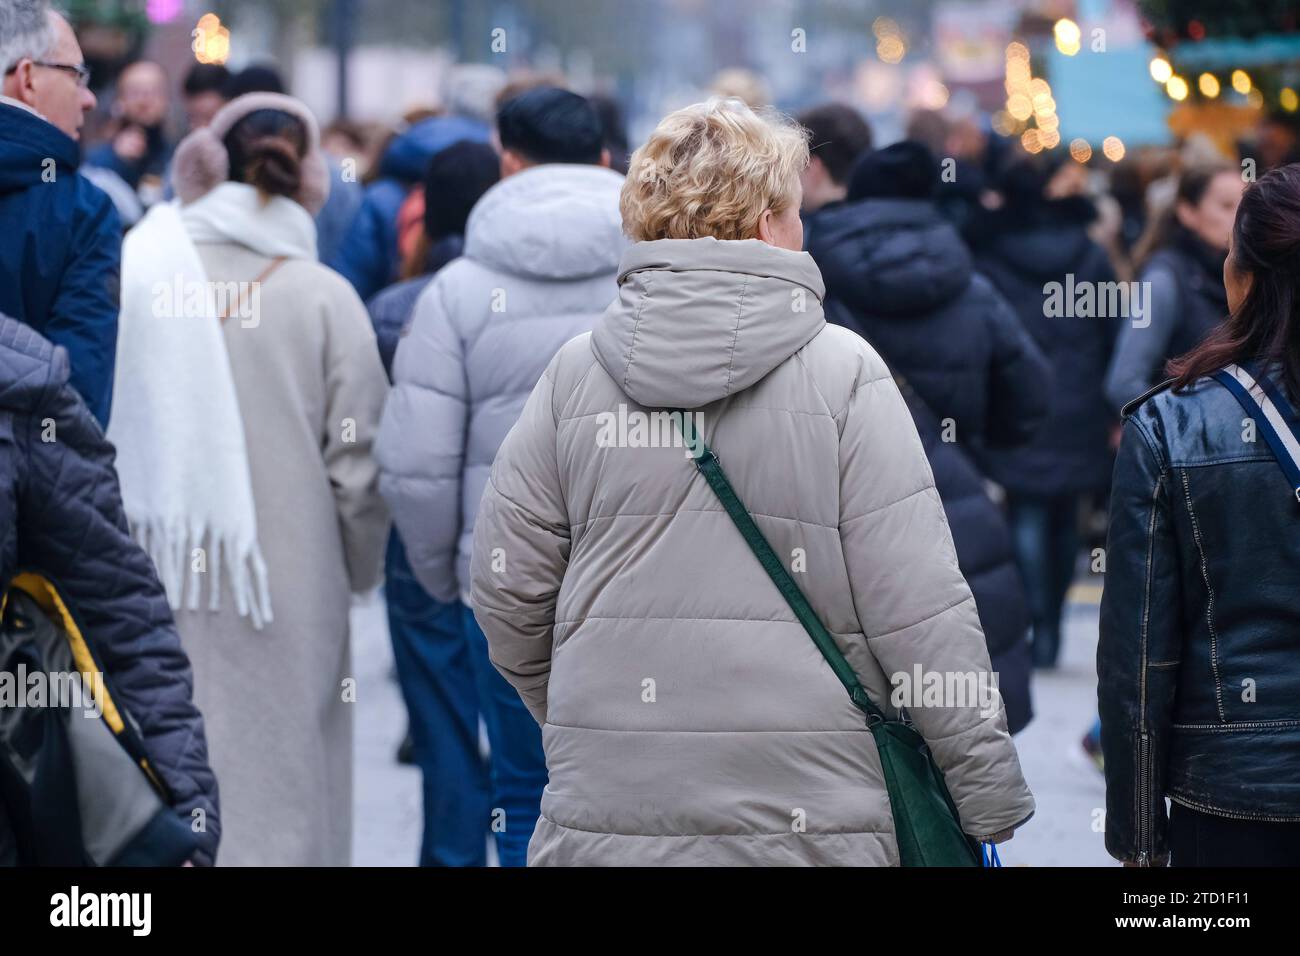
[172,92,330,215]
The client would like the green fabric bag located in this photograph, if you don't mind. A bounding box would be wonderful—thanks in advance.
[677,413,981,867]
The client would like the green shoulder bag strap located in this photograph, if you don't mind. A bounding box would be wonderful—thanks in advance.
[674,410,981,867]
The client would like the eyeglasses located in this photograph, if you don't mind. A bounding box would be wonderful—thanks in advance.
[4,59,91,88]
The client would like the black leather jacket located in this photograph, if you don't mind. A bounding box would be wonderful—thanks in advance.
[1099,373,1300,865]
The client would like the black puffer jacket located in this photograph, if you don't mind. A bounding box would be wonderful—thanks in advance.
[1100,372,1300,864]
[972,196,1119,497]
[0,317,219,864]
[809,197,1053,733]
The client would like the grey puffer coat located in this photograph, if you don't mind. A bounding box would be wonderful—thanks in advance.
[377,163,626,602]
[470,238,1035,866]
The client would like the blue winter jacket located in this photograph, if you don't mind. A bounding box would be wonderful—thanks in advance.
[0,102,121,426]
[327,115,489,301]
[0,316,220,864]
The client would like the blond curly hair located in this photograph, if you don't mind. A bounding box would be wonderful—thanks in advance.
[621,99,809,242]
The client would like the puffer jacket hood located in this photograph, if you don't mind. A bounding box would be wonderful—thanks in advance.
[465,163,626,281]
[0,101,80,194]
[811,198,972,317]
[592,237,826,408]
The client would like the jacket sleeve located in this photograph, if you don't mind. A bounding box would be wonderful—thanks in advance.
[837,352,1035,839]
[1098,408,1182,864]
[326,189,388,302]
[469,362,570,725]
[43,181,120,427]
[323,284,391,593]
[1104,263,1180,415]
[981,280,1052,449]
[17,364,219,865]
[376,273,466,602]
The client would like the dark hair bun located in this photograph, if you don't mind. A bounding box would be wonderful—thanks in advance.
[244,135,302,198]
[222,109,307,199]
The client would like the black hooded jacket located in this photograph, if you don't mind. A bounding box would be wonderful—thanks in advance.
[809,196,1052,733]
[971,195,1119,497]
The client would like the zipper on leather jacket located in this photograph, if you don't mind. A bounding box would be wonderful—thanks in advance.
[1137,731,1153,864]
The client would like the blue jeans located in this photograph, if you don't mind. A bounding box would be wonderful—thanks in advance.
[385,533,547,866]
[1007,494,1081,668]
[385,533,488,866]
[461,605,547,867]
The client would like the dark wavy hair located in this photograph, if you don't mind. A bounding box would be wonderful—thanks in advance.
[1170,164,1300,396]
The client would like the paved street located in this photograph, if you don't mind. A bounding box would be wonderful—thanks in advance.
[352,582,1115,867]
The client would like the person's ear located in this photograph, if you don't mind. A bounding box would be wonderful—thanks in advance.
[756,207,776,245]
[500,149,526,178]
[7,59,38,106]
[1174,199,1198,232]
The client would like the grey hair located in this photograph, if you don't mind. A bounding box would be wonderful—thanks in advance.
[443,64,506,125]
[0,0,55,78]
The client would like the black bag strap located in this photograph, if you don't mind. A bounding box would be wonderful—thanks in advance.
[675,411,886,725]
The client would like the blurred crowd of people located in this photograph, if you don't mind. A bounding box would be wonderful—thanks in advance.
[4,0,1300,869]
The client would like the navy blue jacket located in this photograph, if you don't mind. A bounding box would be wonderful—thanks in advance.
[328,115,488,301]
[0,317,219,864]
[809,197,1053,734]
[972,197,1119,497]
[1100,372,1300,864]
[0,102,120,426]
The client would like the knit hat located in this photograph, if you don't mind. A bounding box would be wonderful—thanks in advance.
[172,92,330,215]
[848,141,940,201]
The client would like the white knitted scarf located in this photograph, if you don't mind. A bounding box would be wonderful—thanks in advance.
[108,182,317,628]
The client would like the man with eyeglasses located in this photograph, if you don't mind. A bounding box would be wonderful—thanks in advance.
[0,0,121,426]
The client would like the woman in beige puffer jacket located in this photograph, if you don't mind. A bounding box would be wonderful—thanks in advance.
[470,99,1034,866]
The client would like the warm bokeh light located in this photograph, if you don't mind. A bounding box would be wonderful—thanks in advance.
[923,82,949,110]
[1102,136,1125,162]
[991,111,1015,136]
[1007,93,1033,121]
[1166,75,1189,101]
[1054,18,1081,56]
[1069,139,1092,163]
[1040,129,1061,149]
[1198,73,1220,98]
[1149,56,1173,84]
[877,35,906,64]
[1006,41,1030,62]
[1005,59,1031,91]
[193,12,230,65]
[1232,70,1252,94]
[1283,88,1300,112]
[1021,128,1043,153]
[872,16,900,38]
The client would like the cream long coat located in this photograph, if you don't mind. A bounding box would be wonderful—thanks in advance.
[177,241,389,866]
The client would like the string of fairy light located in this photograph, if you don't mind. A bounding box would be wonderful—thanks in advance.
[990,14,1299,165]
[1148,54,1298,113]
